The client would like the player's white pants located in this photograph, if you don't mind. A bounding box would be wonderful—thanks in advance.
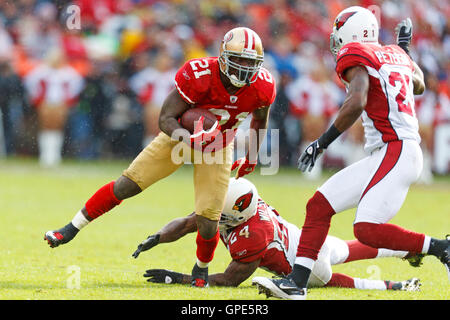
[286,220,406,287]
[308,235,347,287]
[318,139,423,224]
[283,215,350,287]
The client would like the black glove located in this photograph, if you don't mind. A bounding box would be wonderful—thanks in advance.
[144,269,183,284]
[395,18,413,55]
[132,234,160,258]
[298,140,323,172]
[298,124,342,172]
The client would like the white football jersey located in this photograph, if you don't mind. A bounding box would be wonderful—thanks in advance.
[336,42,421,153]
[129,67,176,107]
[24,64,84,106]
[285,76,341,117]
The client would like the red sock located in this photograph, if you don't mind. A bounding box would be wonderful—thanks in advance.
[196,230,220,264]
[344,240,379,263]
[85,181,122,220]
[354,222,425,253]
[325,273,355,288]
[297,191,336,260]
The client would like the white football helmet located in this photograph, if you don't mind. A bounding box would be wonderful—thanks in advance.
[219,178,259,231]
[330,6,379,58]
[219,27,264,87]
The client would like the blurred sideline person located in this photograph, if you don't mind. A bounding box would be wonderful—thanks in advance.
[129,51,177,148]
[414,72,441,184]
[255,8,449,300]
[24,47,84,167]
[286,60,340,180]
[432,87,450,175]
[44,27,276,287]
[0,59,27,156]
[134,178,421,292]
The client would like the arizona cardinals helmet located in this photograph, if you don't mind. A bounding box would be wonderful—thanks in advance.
[219,178,259,231]
[219,27,264,88]
[330,6,379,58]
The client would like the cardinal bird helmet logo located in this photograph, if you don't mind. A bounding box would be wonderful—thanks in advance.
[233,191,254,212]
[334,11,357,30]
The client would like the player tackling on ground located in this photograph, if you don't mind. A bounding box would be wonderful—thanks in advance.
[44,27,276,287]
[133,178,421,292]
[253,7,449,299]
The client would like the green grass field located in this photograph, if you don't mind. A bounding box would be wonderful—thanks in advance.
[1,157,449,300]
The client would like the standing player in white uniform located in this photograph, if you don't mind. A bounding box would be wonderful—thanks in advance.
[134,178,420,292]
[253,7,449,300]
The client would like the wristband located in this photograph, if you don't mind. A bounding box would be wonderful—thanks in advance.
[170,271,184,284]
[318,124,342,149]
[398,43,410,56]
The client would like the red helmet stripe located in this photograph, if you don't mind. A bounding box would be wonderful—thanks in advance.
[244,28,249,49]
[251,31,256,50]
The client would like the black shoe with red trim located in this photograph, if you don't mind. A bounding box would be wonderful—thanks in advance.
[44,223,79,248]
[191,263,209,288]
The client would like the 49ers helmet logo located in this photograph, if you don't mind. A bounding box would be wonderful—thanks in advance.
[232,191,253,212]
[224,31,233,43]
[335,11,357,30]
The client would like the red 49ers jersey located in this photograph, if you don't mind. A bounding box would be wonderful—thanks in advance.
[220,200,298,276]
[175,57,276,147]
[336,42,421,153]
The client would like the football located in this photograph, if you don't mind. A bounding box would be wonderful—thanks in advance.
[181,108,217,134]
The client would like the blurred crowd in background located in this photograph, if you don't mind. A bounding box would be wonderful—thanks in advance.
[0,0,449,181]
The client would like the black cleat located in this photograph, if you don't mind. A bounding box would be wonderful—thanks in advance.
[440,235,450,282]
[403,253,425,267]
[44,223,79,248]
[386,278,421,291]
[252,276,307,300]
[191,263,209,288]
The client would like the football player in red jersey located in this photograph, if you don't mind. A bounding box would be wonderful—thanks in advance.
[44,27,276,287]
[256,8,449,299]
[133,178,421,292]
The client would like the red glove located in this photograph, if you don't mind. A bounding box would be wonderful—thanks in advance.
[232,157,257,179]
[190,116,221,151]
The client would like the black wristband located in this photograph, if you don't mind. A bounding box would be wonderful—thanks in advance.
[172,271,184,284]
[398,42,410,56]
[153,233,161,243]
[318,124,342,149]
